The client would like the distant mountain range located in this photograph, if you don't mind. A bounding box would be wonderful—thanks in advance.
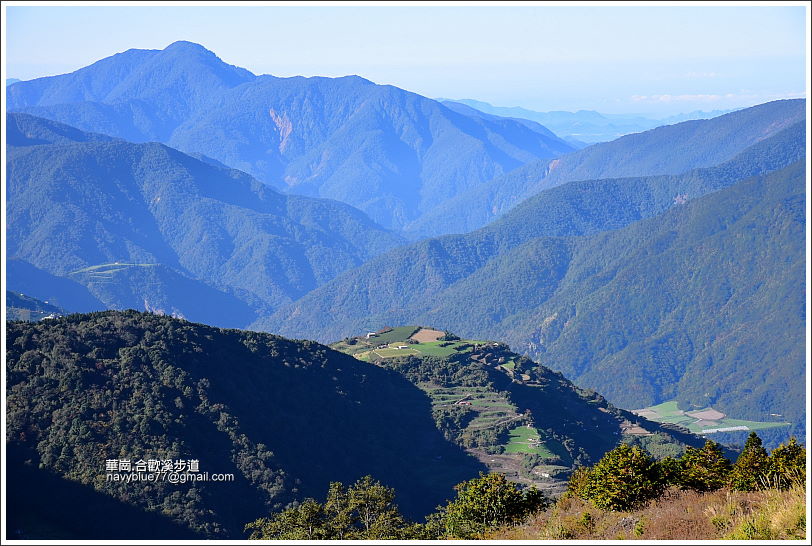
[261,118,806,439]
[6,113,404,327]
[440,98,735,143]
[410,99,805,236]
[6,41,575,236]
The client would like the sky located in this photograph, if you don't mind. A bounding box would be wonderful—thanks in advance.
[3,2,808,116]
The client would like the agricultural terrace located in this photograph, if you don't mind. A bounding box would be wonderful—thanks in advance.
[409,328,445,343]
[330,325,580,494]
[504,425,561,460]
[69,262,158,283]
[634,400,792,435]
[331,326,492,361]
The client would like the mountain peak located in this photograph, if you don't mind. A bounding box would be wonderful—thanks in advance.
[163,40,213,54]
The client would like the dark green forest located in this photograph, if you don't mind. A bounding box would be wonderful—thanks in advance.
[6,311,485,537]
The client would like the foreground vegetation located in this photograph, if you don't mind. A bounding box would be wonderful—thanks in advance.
[247,432,806,540]
[7,311,805,540]
[246,472,549,540]
[488,484,806,540]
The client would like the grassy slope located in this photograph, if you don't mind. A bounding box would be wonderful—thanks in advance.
[488,485,806,540]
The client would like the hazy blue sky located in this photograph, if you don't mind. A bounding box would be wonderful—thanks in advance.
[4,3,808,116]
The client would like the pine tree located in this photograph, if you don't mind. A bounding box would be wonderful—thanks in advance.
[345,475,406,539]
[564,466,592,499]
[766,436,806,490]
[578,444,663,511]
[440,472,549,538]
[678,440,732,492]
[245,475,412,539]
[728,432,770,491]
[657,456,683,487]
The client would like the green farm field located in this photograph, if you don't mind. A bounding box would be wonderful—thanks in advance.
[636,400,791,435]
[504,426,556,458]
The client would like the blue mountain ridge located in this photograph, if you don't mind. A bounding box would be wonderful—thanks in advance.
[6,113,405,327]
[7,41,575,235]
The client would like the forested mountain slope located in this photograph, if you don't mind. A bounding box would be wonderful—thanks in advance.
[263,121,804,340]
[5,311,483,537]
[7,41,574,234]
[6,113,403,327]
[263,134,806,437]
[409,99,805,236]
[503,161,805,434]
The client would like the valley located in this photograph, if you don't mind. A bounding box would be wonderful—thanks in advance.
[3,14,807,541]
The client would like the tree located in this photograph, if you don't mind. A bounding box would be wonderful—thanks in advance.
[323,481,354,539]
[678,440,732,492]
[657,456,683,487]
[440,472,549,538]
[766,436,806,490]
[563,466,592,499]
[245,475,412,540]
[578,443,663,511]
[244,498,327,540]
[728,432,769,491]
[344,475,407,539]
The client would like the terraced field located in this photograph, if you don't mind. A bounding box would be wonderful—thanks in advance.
[332,326,490,361]
[504,426,556,458]
[68,262,158,283]
[331,325,695,497]
[634,400,791,435]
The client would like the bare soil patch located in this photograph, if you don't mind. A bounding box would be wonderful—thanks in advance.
[410,328,445,343]
[686,408,726,421]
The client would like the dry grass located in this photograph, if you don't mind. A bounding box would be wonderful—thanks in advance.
[486,485,806,540]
